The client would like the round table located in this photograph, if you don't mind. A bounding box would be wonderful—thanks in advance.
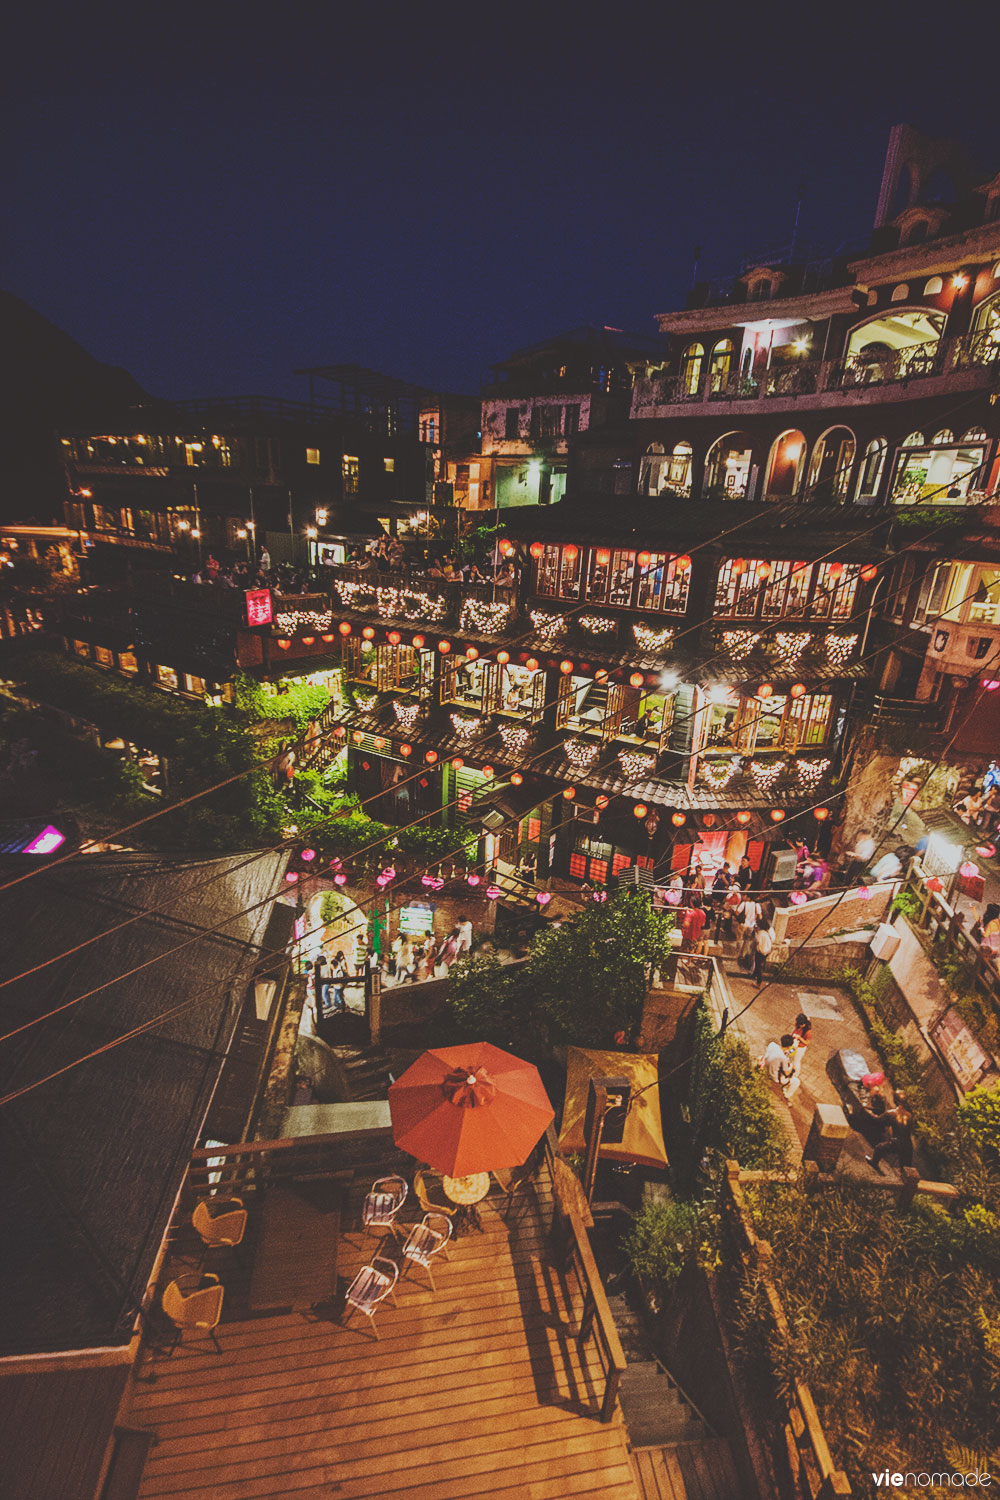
[442,1173,490,1233]
[442,1173,490,1206]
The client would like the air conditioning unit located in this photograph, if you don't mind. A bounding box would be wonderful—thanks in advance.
[870,923,901,961]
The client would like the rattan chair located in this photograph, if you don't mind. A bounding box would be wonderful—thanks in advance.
[192,1197,247,1256]
[413,1169,456,1218]
[161,1273,224,1355]
[362,1175,408,1241]
[401,1213,452,1290]
[343,1257,398,1339]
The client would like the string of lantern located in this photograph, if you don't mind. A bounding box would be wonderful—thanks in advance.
[722,630,761,660]
[748,759,787,793]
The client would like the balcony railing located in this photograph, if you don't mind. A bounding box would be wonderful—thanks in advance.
[633,332,1000,413]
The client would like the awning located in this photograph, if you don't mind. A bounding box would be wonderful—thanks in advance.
[559,1047,667,1168]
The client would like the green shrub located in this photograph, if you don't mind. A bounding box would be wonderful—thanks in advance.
[958,1082,1000,1159]
[624,1198,698,1285]
[689,1005,787,1173]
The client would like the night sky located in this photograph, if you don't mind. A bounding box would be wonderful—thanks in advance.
[6,7,1000,402]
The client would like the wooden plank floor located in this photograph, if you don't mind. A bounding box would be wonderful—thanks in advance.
[126,1172,640,1500]
[630,1439,741,1500]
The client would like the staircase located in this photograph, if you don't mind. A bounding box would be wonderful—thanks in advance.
[330,1041,394,1101]
[608,1289,742,1500]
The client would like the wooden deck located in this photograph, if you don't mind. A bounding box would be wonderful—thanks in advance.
[125,1169,641,1500]
[630,1441,740,1500]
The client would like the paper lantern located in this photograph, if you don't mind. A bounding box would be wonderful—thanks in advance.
[982,679,1000,691]
[828,562,844,581]
[595,669,609,684]
[595,794,609,809]
[770,809,785,822]
[790,682,806,698]
[285,871,298,883]
[813,806,830,820]
[702,813,716,828]
[629,673,644,689]
[671,812,686,827]
[789,889,808,906]
[300,848,316,862]
[858,885,871,899]
[675,554,691,572]
[530,541,544,558]
[637,550,651,566]
[338,621,352,635]
[352,730,364,744]
[563,544,579,562]
[595,548,611,566]
[757,562,772,580]
[451,756,464,769]
[563,787,576,800]
[499,539,514,557]
[486,884,501,899]
[482,765,494,778]
[536,890,552,906]
[757,682,774,698]
[511,772,523,785]
[976,843,996,858]
[334,872,348,886]
[388,630,401,645]
[525,657,539,672]
[301,635,315,646]
[665,888,682,905]
[737,810,752,825]
[277,638,291,650]
[399,744,412,757]
[465,646,479,661]
[592,890,608,902]
[860,564,877,582]
[560,660,574,674]
[497,650,510,664]
[374,737,386,750]
[926,876,943,892]
[333,725,346,738]
[412,634,425,648]
[425,750,438,764]
[467,873,481,886]
[322,632,335,643]
[438,639,451,653]
[960,860,979,878]
[731,558,746,576]
[634,803,648,819]
[362,625,375,639]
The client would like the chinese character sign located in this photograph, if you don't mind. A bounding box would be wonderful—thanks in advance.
[245,589,273,626]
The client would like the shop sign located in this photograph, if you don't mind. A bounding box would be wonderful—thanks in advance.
[399,902,436,935]
[245,589,273,626]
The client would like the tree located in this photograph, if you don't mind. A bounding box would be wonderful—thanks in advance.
[525,890,674,1048]
[958,1081,1000,1159]
[689,1004,787,1174]
[448,952,530,1047]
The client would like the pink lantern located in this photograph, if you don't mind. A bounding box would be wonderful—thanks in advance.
[329,857,342,870]
[789,889,808,906]
[486,884,501,900]
[421,874,434,887]
[333,872,348,886]
[466,873,481,886]
[977,843,996,859]
[665,888,682,906]
[384,866,396,880]
[960,860,979,879]
[926,876,943,892]
[300,848,316,862]
[285,871,299,883]
[857,885,871,900]
[592,890,608,902]
[536,891,552,906]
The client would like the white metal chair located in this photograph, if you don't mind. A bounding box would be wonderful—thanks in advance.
[342,1256,398,1338]
[362,1175,407,1241]
[401,1212,452,1290]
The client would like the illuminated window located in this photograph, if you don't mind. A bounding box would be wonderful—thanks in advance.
[342,456,359,496]
[306,447,321,465]
[680,343,704,395]
[94,646,114,667]
[157,664,179,689]
[924,275,944,295]
[891,283,909,302]
[73,639,90,658]
[708,339,734,393]
[384,457,395,472]
[119,651,138,674]
[183,673,207,696]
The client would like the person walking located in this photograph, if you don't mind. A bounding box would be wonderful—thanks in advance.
[454,914,474,955]
[752,919,774,986]
[868,1092,915,1172]
[680,894,708,953]
[736,892,763,969]
[259,546,271,571]
[328,951,347,1013]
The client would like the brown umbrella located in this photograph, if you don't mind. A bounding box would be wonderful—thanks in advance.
[388,1041,554,1177]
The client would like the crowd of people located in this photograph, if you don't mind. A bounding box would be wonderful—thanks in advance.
[307,914,476,1022]
[183,535,520,594]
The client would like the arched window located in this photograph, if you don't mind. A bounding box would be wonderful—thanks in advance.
[639,443,665,495]
[764,429,807,500]
[708,338,734,392]
[963,427,988,442]
[891,283,909,302]
[702,432,752,500]
[844,309,946,374]
[680,342,704,396]
[924,275,944,295]
[932,429,955,445]
[667,442,693,497]
[902,432,925,448]
[972,290,1000,337]
[807,427,856,501]
[855,438,887,503]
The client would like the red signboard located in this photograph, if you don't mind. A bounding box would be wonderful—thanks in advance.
[245,589,273,626]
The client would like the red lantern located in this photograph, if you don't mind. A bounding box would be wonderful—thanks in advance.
[731,558,746,576]
[563,544,579,562]
[399,744,412,757]
[860,564,877,582]
[736,810,752,825]
[960,860,979,879]
[301,635,315,646]
[828,561,845,581]
[770,809,785,822]
[757,682,774,698]
[499,539,514,557]
[412,634,425,648]
[595,794,609,809]
[300,848,316,862]
[982,679,1000,691]
[563,786,576,800]
[451,756,464,769]
[792,560,808,573]
[671,812,686,827]
[338,621,352,636]
[790,682,806,698]
[629,672,644,689]
[511,772,523,786]
[362,625,375,639]
[482,764,494,778]
[333,725,346,738]
[757,562,772,580]
[530,541,544,559]
[497,650,510,664]
[388,630,401,645]
[352,731,364,744]
[595,668,609,684]
[322,632,335,643]
[438,639,451,653]
[525,657,539,671]
[425,749,438,764]
[858,885,871,899]
[595,548,611,566]
[926,876,943,892]
[465,646,479,661]
[702,813,716,828]
[560,659,574,674]
[285,871,298,883]
[634,803,648,819]
[637,551,651,566]
[277,638,291,650]
[813,806,830,820]
[675,554,692,572]
[374,737,386,749]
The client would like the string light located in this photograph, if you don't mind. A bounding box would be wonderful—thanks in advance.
[722,630,761,660]
[701,758,736,789]
[530,610,567,642]
[749,759,786,793]
[354,693,378,713]
[578,614,618,636]
[499,723,531,756]
[824,633,858,668]
[797,757,831,790]
[632,623,674,651]
[619,749,657,780]
[393,701,420,730]
[564,737,600,768]
[450,712,482,737]
[275,608,333,633]
[460,598,512,632]
[774,631,811,665]
[336,582,377,610]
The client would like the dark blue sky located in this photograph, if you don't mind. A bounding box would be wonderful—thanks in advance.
[6,6,999,401]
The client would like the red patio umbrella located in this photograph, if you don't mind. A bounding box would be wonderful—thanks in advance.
[388,1041,555,1177]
